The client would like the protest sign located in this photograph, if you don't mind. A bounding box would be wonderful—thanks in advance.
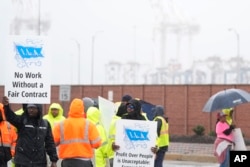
[4,36,51,104]
[114,119,157,167]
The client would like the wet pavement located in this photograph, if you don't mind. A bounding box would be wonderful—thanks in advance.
[164,160,219,167]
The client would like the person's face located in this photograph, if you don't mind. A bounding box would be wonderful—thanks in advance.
[51,108,59,117]
[27,106,39,118]
[220,115,227,122]
[127,104,135,113]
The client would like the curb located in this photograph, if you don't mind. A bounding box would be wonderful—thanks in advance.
[165,153,217,163]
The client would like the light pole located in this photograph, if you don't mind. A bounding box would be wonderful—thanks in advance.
[228,28,240,83]
[91,31,103,84]
[70,38,81,84]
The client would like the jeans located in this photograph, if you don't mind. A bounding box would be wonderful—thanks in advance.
[220,146,230,167]
[154,147,167,167]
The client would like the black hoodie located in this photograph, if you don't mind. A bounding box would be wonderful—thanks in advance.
[4,103,58,166]
[121,99,146,120]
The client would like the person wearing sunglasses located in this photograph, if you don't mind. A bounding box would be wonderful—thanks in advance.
[121,99,146,120]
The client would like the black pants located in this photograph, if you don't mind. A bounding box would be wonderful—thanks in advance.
[15,164,47,167]
[0,162,7,167]
[62,159,93,167]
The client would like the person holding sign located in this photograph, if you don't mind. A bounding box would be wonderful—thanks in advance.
[111,99,158,167]
[214,111,235,167]
[2,96,58,167]
[152,105,169,167]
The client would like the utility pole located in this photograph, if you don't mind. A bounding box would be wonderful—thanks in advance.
[228,28,240,83]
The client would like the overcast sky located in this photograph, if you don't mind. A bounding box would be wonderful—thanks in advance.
[1,0,250,85]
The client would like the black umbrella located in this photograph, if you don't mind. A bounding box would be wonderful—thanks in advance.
[139,100,155,120]
[202,88,250,112]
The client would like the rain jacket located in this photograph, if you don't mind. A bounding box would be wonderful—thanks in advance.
[106,102,128,160]
[4,103,58,167]
[87,107,108,167]
[53,98,101,159]
[0,103,17,163]
[43,103,65,129]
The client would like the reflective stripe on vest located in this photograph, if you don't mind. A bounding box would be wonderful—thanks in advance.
[0,122,12,147]
[59,120,90,145]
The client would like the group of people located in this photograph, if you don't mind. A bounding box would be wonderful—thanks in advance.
[0,94,170,167]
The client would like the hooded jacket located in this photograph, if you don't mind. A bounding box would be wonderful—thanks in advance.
[4,103,58,166]
[121,99,146,120]
[87,106,108,167]
[43,103,65,129]
[53,98,101,159]
[0,103,17,162]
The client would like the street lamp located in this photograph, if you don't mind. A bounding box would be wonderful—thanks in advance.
[91,31,103,84]
[228,28,240,83]
[70,38,81,84]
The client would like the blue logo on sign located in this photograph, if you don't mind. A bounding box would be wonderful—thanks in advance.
[14,39,44,68]
[15,45,43,59]
[125,128,149,141]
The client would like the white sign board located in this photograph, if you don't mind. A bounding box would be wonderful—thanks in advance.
[114,119,157,167]
[4,36,51,104]
[59,85,71,101]
[233,128,247,150]
[98,96,116,133]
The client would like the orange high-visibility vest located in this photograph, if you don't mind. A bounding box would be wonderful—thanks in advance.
[0,103,17,157]
[53,98,101,159]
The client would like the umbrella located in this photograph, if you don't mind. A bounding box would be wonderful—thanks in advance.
[202,88,250,112]
[139,100,155,120]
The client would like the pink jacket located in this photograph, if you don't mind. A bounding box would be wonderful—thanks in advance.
[216,121,233,142]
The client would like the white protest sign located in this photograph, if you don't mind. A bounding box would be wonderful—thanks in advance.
[233,128,247,150]
[4,36,51,104]
[114,119,157,167]
[98,96,116,133]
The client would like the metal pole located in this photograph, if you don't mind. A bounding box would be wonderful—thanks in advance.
[228,28,240,83]
[70,38,81,84]
[91,31,103,84]
[91,36,95,84]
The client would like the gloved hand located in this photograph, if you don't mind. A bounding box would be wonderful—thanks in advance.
[111,142,120,151]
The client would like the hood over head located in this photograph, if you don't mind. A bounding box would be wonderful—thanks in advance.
[26,103,43,119]
[48,103,64,117]
[68,98,85,118]
[126,99,141,115]
[86,106,101,123]
[116,103,127,117]
[152,105,164,118]
[121,94,132,102]
[82,97,94,113]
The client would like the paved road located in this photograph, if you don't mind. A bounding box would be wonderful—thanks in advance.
[164,160,219,167]
[8,159,219,167]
